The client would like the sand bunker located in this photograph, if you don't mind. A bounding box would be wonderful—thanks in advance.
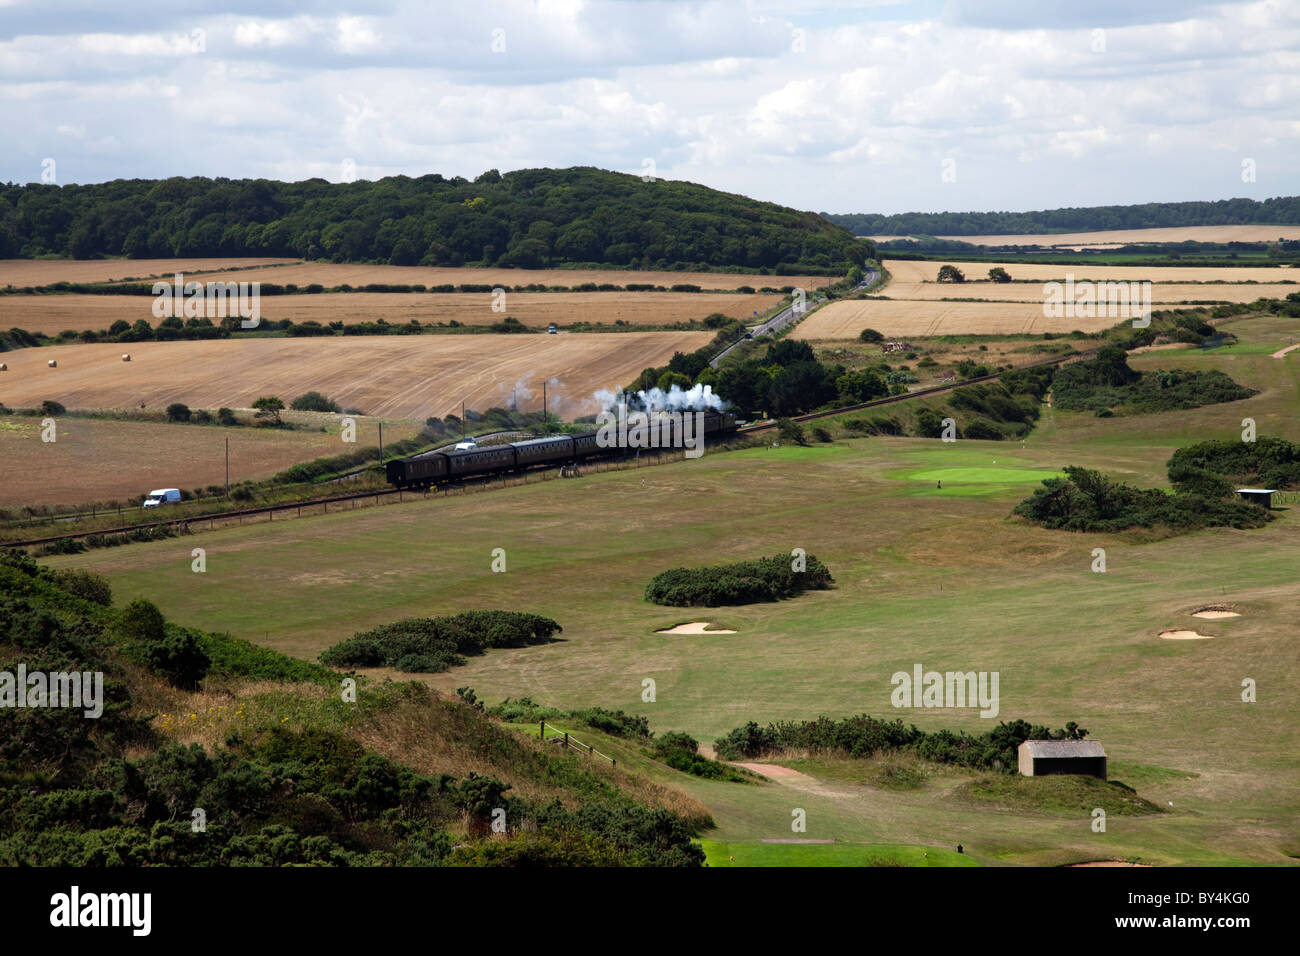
[1160,629,1215,640]
[654,622,737,635]
[1192,606,1241,620]
[1069,860,1152,867]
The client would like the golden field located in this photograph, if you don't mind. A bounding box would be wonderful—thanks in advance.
[792,299,1118,339]
[104,261,833,292]
[0,291,780,336]
[0,332,713,420]
[880,280,1299,304]
[0,414,419,507]
[883,259,1298,284]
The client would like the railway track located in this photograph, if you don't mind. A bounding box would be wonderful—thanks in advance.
[737,346,1098,433]
[7,347,1096,549]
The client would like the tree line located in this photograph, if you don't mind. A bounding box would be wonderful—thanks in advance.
[0,166,872,273]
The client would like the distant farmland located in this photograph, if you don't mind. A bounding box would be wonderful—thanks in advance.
[0,331,713,419]
[95,262,835,292]
[793,299,1114,338]
[880,280,1299,304]
[871,225,1300,247]
[0,291,781,336]
[792,258,1300,339]
[883,259,1299,284]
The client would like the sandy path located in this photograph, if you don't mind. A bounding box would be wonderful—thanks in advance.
[732,762,814,780]
[1272,343,1300,358]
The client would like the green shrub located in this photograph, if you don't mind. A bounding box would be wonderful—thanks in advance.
[51,569,112,606]
[645,552,834,607]
[1013,465,1269,533]
[320,611,562,671]
[290,391,342,413]
[165,403,191,423]
[116,600,210,689]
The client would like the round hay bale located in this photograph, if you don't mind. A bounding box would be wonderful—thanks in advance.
[47,359,57,368]
[122,353,131,362]
[0,362,7,371]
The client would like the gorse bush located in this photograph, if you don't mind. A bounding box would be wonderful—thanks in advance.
[1168,436,1300,491]
[714,714,1090,774]
[651,732,748,781]
[319,611,563,672]
[290,391,342,413]
[645,552,833,607]
[1013,465,1269,533]
[1052,346,1255,414]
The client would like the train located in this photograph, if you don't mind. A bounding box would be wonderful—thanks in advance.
[385,409,738,489]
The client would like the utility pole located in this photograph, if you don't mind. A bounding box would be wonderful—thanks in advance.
[225,437,229,497]
[378,421,383,462]
[543,381,547,420]
[461,400,466,437]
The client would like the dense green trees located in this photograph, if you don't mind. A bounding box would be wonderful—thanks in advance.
[1,167,872,272]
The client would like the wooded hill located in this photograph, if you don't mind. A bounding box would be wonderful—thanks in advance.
[827,196,1300,237]
[0,166,871,273]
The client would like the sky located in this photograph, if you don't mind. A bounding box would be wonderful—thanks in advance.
[1,0,1298,215]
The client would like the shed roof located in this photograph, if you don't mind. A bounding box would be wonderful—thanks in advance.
[1018,740,1105,758]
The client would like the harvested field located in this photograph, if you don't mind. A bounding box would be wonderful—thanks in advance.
[0,291,780,336]
[102,262,833,292]
[0,415,415,507]
[883,259,1298,285]
[792,299,1115,339]
[879,281,1300,305]
[0,332,712,420]
[0,258,298,287]
[872,225,1300,247]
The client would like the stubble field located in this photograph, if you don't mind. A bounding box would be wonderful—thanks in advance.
[0,414,417,507]
[0,291,781,336]
[0,331,713,419]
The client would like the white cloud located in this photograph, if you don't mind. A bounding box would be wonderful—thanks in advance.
[0,0,1296,211]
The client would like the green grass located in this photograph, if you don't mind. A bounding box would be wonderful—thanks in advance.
[700,840,980,867]
[41,311,1300,866]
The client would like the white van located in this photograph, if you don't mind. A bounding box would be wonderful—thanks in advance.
[453,437,478,451]
[143,488,181,508]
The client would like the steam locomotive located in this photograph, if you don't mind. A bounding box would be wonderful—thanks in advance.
[385,409,737,489]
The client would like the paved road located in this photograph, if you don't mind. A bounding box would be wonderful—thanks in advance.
[709,266,881,368]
